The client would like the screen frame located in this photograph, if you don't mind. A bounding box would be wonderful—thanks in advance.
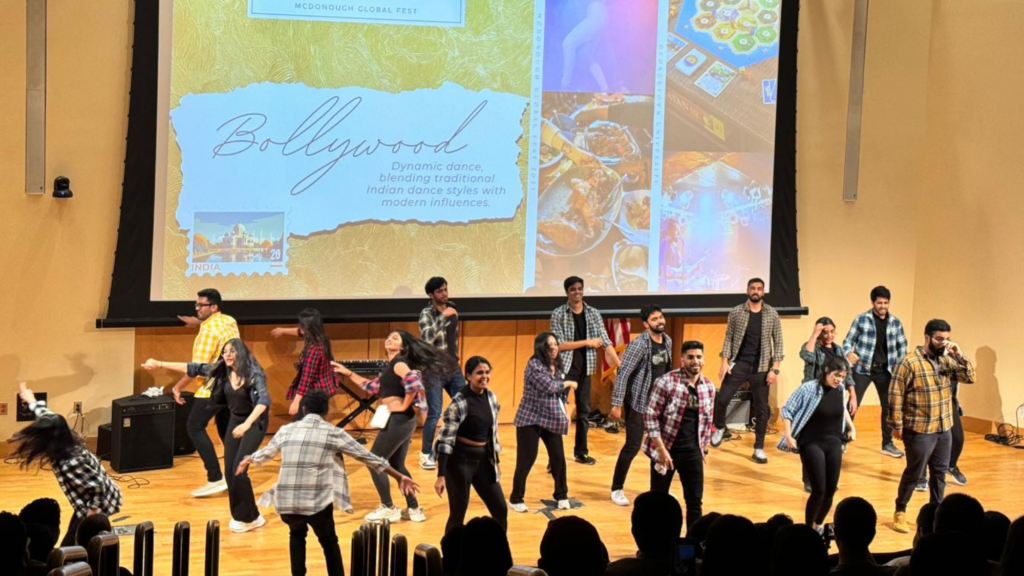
[99,0,803,328]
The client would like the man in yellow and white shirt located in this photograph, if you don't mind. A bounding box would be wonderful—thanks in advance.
[172,288,239,497]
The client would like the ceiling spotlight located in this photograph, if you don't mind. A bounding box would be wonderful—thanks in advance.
[53,175,73,199]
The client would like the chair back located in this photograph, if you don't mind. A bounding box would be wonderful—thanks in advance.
[390,534,408,576]
[172,521,190,576]
[507,567,549,576]
[205,519,220,576]
[351,526,367,576]
[412,543,442,576]
[47,546,88,571]
[86,532,120,576]
[45,561,93,576]
[134,520,155,576]
[377,519,391,576]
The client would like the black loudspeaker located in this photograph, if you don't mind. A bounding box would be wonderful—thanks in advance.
[96,424,111,461]
[174,391,197,456]
[111,394,175,473]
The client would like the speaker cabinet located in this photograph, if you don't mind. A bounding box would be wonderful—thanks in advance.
[111,395,175,473]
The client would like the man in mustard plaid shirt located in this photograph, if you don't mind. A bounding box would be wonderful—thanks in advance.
[888,318,975,533]
[171,288,240,497]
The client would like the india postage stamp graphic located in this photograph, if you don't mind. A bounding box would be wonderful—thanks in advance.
[187,211,288,276]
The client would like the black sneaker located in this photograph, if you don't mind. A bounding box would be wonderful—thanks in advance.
[915,478,928,492]
[949,467,968,486]
[574,454,597,465]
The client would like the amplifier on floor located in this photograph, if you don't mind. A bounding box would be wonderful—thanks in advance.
[111,394,175,473]
[725,390,753,431]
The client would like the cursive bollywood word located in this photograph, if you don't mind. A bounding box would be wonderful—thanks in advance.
[212,96,486,196]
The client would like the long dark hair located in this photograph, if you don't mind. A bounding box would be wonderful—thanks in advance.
[464,356,491,377]
[298,308,333,361]
[207,338,265,387]
[394,330,457,374]
[818,355,849,386]
[10,412,85,469]
[532,331,562,372]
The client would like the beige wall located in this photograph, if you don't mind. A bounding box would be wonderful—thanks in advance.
[1,0,1022,442]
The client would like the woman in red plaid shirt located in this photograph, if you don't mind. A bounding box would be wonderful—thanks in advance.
[272,308,339,420]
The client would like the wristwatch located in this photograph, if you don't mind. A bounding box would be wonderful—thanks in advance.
[772,369,780,375]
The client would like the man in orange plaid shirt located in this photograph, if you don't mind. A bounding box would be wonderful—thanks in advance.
[171,288,240,497]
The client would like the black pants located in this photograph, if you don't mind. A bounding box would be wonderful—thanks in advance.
[852,370,893,447]
[799,436,843,525]
[713,362,770,449]
[511,425,568,503]
[611,405,645,491]
[369,411,419,509]
[444,444,508,535]
[224,414,266,522]
[896,430,951,512]
[950,402,964,468]
[280,504,344,576]
[572,375,593,457]
[187,397,230,482]
[61,514,83,547]
[650,447,704,531]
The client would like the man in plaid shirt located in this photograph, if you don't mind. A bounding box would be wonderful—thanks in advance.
[171,288,240,497]
[842,286,909,458]
[888,319,975,533]
[609,304,671,506]
[644,340,715,530]
[550,276,620,465]
[238,390,417,576]
[418,276,467,471]
[711,278,784,464]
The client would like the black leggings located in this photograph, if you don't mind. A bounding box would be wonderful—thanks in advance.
[799,436,842,526]
[224,414,267,523]
[369,411,419,509]
[510,425,568,503]
[444,444,508,535]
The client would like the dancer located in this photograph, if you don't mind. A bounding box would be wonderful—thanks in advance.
[418,277,466,470]
[144,338,270,533]
[560,0,610,92]
[11,383,123,546]
[270,308,339,419]
[237,390,419,576]
[890,319,975,533]
[171,288,240,497]
[644,340,715,530]
[609,304,672,506]
[551,275,620,465]
[510,332,577,513]
[843,286,909,458]
[434,356,508,534]
[333,330,454,523]
[712,278,784,464]
[778,356,857,532]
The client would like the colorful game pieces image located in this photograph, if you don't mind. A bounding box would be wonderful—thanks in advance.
[675,48,708,76]
[694,61,737,97]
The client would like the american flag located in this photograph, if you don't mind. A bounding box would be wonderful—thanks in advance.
[602,317,631,372]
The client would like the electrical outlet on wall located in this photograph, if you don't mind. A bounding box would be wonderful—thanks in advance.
[74,401,83,414]
[0,402,7,416]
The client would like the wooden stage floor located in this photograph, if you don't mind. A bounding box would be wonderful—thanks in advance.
[3,424,1022,575]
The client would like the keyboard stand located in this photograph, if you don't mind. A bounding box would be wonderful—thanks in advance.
[336,381,377,431]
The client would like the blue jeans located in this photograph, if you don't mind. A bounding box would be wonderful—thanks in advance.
[422,370,466,455]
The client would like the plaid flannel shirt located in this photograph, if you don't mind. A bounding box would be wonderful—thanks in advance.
[433,388,502,478]
[776,380,850,453]
[720,303,784,373]
[288,343,338,400]
[643,371,716,460]
[250,414,390,515]
[612,332,673,413]
[888,347,976,434]
[30,402,123,518]
[191,312,240,398]
[842,311,908,375]
[550,302,613,376]
[359,368,428,412]
[514,358,569,434]
[798,344,855,389]
[419,305,452,354]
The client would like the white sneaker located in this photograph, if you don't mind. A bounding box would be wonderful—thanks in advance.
[403,507,427,523]
[229,515,265,533]
[610,490,630,506]
[364,504,402,523]
[710,429,724,447]
[191,479,227,497]
[752,449,768,464]
[510,502,529,513]
[419,453,436,470]
[557,499,571,510]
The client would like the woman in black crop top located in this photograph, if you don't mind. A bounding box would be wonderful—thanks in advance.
[433,356,507,534]
[144,338,271,533]
[334,329,455,525]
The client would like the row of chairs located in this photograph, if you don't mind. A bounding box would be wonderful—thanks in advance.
[44,519,220,576]
[348,520,547,576]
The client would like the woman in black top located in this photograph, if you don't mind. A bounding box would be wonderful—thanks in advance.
[334,329,455,524]
[434,356,507,534]
[144,338,271,533]
[779,356,857,530]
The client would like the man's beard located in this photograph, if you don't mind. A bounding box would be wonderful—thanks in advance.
[686,364,702,376]
[749,294,761,302]
[650,324,666,334]
[929,343,947,357]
